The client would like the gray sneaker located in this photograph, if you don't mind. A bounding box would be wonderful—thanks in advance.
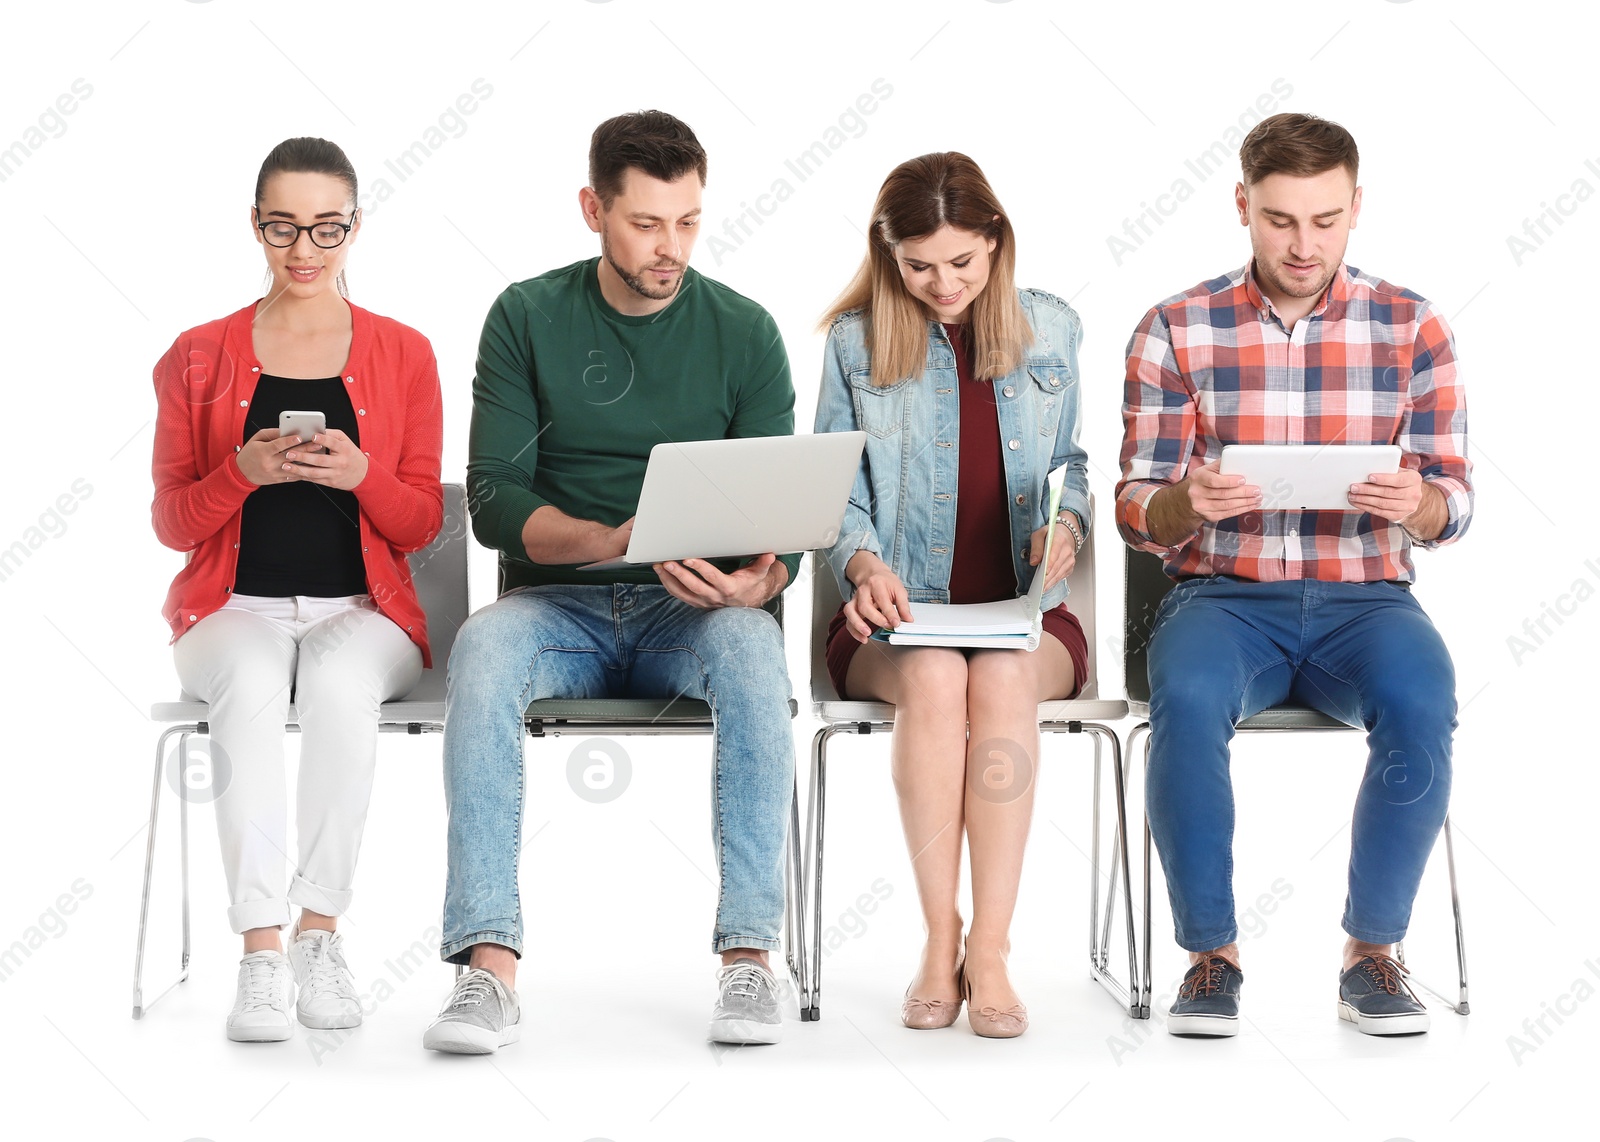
[708,957,783,1045]
[423,968,521,1054]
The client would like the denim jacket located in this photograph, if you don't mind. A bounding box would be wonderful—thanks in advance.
[813,288,1092,610]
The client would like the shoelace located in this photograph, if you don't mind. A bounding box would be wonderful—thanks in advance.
[447,973,499,1011]
[718,963,771,1003]
[299,938,356,1001]
[1358,953,1421,1001]
[238,956,287,1011]
[1179,955,1233,1000]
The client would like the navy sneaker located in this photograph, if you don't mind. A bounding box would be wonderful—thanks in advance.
[1338,953,1430,1035]
[1167,954,1243,1037]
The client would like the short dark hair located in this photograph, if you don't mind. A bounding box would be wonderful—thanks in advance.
[255,136,358,207]
[1239,113,1358,186]
[588,110,707,207]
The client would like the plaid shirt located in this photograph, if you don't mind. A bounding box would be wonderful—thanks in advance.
[1115,262,1472,583]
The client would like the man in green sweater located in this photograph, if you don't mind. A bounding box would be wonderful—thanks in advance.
[424,112,800,1054]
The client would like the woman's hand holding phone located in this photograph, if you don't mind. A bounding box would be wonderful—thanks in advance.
[283,428,369,490]
[236,428,305,486]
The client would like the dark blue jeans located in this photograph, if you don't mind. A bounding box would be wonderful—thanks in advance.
[1145,577,1455,951]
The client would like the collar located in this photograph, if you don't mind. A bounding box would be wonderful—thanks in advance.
[1243,260,1349,323]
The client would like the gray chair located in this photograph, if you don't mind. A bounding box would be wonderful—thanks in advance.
[803,508,1140,1020]
[516,588,810,1011]
[1122,547,1469,1018]
[132,483,469,1018]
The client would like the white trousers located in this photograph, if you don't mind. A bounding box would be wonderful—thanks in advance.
[173,593,422,933]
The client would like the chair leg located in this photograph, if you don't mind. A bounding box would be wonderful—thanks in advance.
[133,724,197,1019]
[180,734,192,980]
[1080,722,1141,1018]
[805,725,840,1022]
[784,768,811,1018]
[1444,814,1469,1015]
[1125,721,1155,1019]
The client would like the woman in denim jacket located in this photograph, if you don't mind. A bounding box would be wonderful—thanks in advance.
[814,153,1091,1038]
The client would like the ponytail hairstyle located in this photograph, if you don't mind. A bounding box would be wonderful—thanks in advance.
[254,137,359,297]
[820,152,1030,385]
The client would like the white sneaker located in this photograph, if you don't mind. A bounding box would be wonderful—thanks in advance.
[227,951,295,1042]
[288,927,362,1030]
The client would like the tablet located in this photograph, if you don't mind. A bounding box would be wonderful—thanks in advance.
[578,431,868,570]
[1218,444,1402,511]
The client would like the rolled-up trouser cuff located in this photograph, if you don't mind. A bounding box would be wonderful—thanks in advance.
[289,872,353,918]
[441,931,523,966]
[712,934,782,955]
[228,896,292,934]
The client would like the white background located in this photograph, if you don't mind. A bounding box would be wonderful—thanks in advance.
[1,1,1594,1139]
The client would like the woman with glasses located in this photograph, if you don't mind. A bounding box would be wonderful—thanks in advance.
[814,153,1091,1038]
[151,137,443,1042]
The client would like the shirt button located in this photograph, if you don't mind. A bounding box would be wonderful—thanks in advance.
[188,615,197,622]
[1288,528,1298,538]
[239,400,248,407]
[1002,385,1015,397]
[1007,439,1021,451]
[251,366,260,373]
[358,408,366,415]
[1014,494,1026,506]
[345,376,354,383]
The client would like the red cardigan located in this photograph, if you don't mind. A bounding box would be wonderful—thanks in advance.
[152,300,445,666]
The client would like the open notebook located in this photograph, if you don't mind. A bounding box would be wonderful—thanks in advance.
[870,480,1063,651]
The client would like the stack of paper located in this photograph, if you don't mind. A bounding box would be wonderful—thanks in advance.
[871,477,1064,652]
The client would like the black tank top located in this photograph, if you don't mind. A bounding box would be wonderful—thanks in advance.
[234,374,366,598]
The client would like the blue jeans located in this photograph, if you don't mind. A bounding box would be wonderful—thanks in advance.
[439,584,795,961]
[1145,577,1455,951]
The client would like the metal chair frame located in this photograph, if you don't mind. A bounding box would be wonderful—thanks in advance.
[1121,547,1469,1019]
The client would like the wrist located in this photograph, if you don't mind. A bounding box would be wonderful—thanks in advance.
[1055,509,1085,552]
[844,548,881,587]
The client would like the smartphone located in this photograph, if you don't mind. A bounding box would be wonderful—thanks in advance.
[278,410,327,455]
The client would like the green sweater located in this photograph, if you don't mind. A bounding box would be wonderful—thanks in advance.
[467,257,800,593]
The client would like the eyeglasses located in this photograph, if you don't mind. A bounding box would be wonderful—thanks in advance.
[256,215,355,248]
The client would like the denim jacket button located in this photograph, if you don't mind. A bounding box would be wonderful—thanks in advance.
[1049,376,1061,387]
[1007,439,1021,450]
[1014,494,1026,506]
[1002,385,1015,398]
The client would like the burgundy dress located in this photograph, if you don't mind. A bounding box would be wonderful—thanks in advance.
[825,322,1088,698]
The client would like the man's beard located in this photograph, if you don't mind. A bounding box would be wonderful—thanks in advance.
[602,228,684,301]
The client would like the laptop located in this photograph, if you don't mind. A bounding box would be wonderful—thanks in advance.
[578,431,868,570]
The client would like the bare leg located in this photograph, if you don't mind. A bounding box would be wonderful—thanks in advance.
[845,641,971,1002]
[243,927,282,954]
[961,637,1075,1012]
[1342,937,1393,972]
[469,943,518,989]
[298,908,336,934]
[1189,942,1240,967]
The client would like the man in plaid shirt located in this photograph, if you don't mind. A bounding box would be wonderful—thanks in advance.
[1116,113,1472,1039]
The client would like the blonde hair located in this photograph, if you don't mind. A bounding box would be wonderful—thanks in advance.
[821,152,1030,385]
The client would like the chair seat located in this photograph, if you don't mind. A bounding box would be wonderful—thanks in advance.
[525,697,799,723]
[1126,700,1352,731]
[816,696,1129,725]
[1238,707,1352,731]
[150,697,449,725]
